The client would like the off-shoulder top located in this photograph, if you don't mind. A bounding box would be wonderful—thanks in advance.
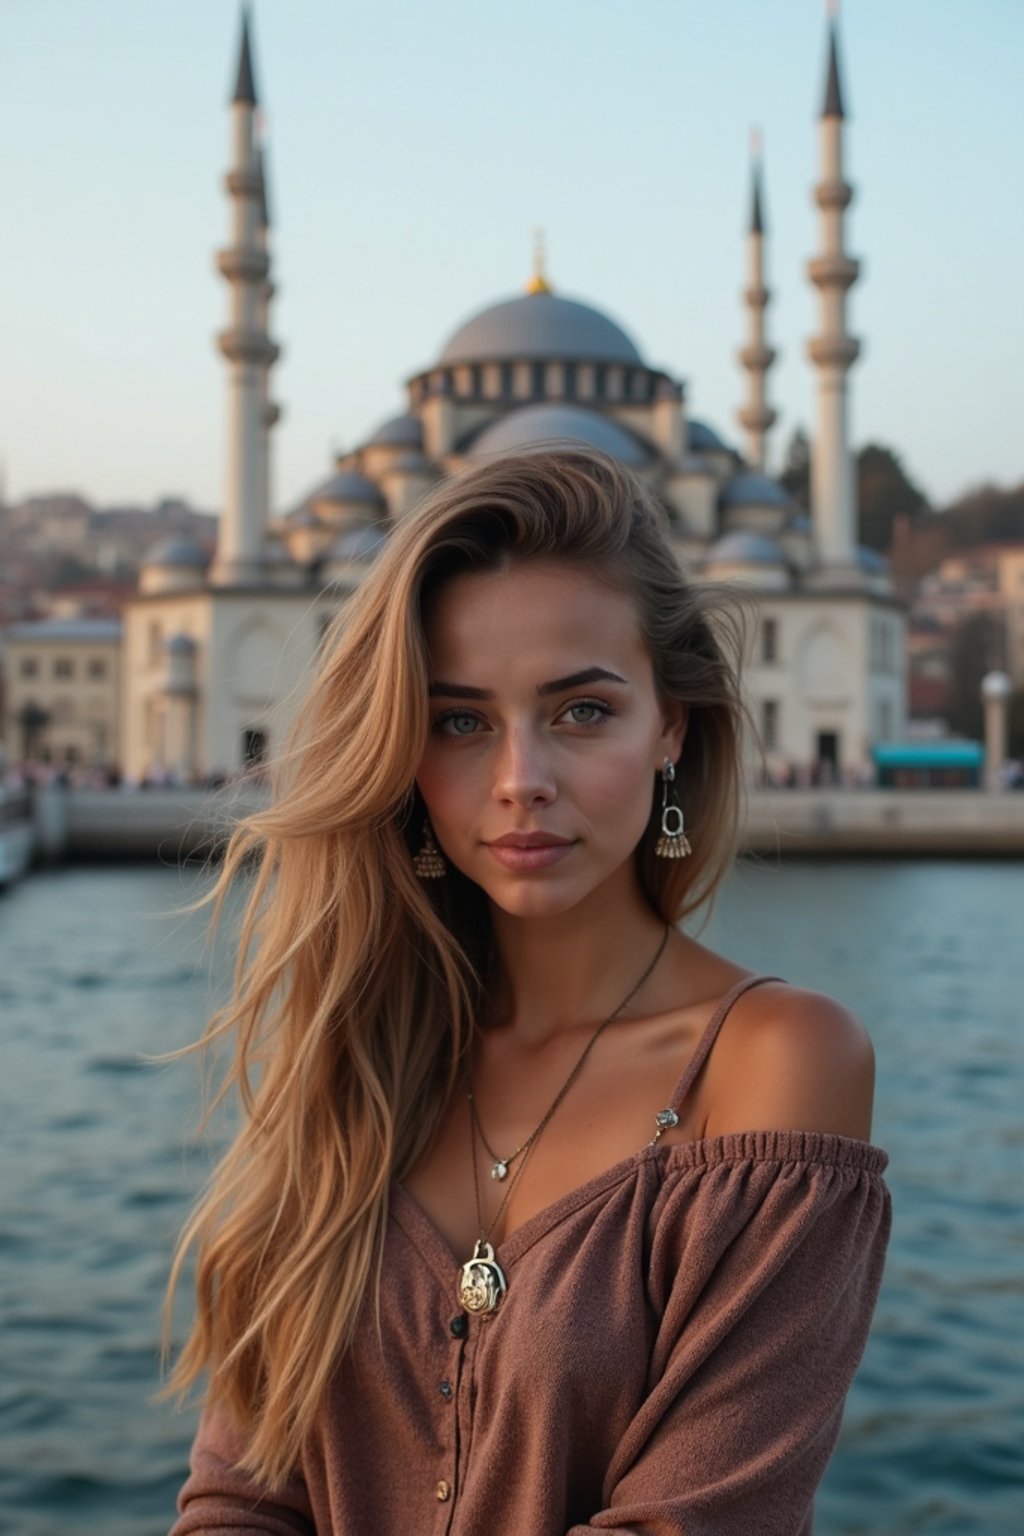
[172,973,892,1536]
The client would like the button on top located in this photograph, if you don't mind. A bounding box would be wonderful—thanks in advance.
[438,1379,453,1400]
[436,1479,451,1502]
[449,1314,467,1337]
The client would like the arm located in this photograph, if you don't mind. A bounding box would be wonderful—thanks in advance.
[568,986,888,1536]
[567,1133,891,1535]
[170,1405,316,1536]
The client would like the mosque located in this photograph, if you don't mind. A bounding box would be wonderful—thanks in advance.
[120,9,906,785]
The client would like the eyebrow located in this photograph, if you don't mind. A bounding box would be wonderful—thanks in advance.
[428,666,629,701]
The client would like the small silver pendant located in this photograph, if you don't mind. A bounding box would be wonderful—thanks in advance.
[491,1160,508,1181]
[655,1108,679,1129]
[458,1240,507,1315]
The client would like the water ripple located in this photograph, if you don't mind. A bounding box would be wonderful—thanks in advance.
[1,861,1021,1535]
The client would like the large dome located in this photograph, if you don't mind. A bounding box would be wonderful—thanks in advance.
[466,404,649,466]
[439,292,644,367]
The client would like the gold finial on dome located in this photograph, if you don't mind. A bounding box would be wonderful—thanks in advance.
[525,227,552,295]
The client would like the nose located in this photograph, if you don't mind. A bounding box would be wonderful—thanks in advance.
[492,726,557,808]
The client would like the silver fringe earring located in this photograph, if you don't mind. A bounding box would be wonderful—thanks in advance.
[413,817,446,878]
[655,758,691,859]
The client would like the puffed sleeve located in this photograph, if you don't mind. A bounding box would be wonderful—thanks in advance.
[170,1403,316,1536]
[566,1131,891,1536]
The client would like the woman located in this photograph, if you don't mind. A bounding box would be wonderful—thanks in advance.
[167,448,890,1535]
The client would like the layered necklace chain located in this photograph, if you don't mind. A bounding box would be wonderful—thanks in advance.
[457,924,671,1318]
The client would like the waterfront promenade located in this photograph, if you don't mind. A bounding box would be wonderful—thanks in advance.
[4,781,1023,870]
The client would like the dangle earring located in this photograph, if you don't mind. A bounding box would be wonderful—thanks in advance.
[655,758,692,859]
[413,817,446,878]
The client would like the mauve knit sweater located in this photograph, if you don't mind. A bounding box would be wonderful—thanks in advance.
[172,974,892,1536]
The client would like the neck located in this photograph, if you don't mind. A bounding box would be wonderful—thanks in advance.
[483,867,669,1046]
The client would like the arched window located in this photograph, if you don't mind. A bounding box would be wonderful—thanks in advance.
[243,727,268,766]
[761,699,779,752]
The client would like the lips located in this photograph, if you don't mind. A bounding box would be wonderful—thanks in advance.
[488,832,574,848]
[484,834,577,872]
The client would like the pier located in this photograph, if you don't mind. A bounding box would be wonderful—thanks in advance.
[3,782,1022,884]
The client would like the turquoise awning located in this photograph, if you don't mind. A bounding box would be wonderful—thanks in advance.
[873,742,984,768]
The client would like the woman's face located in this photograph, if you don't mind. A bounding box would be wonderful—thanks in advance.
[416,559,687,920]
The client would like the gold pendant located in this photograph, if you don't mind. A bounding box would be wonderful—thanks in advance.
[458,1240,507,1315]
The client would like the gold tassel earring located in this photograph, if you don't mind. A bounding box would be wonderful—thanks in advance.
[655,758,692,859]
[413,817,446,878]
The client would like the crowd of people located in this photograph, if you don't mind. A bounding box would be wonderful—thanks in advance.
[1,759,266,794]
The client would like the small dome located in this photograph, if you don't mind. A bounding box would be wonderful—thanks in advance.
[674,453,715,476]
[707,531,788,566]
[326,525,389,564]
[286,504,320,528]
[855,545,889,574]
[687,419,729,454]
[315,470,384,506]
[466,404,648,466]
[142,536,210,568]
[439,292,644,367]
[719,471,791,510]
[365,413,424,448]
[388,450,432,474]
[165,632,196,655]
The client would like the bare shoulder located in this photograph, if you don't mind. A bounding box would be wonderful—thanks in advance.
[700,980,876,1142]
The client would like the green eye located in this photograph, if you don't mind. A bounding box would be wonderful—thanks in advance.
[562,700,610,727]
[435,711,480,736]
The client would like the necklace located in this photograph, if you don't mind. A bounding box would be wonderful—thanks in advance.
[457,923,671,1317]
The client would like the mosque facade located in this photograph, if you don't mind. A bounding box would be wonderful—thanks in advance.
[120,11,906,785]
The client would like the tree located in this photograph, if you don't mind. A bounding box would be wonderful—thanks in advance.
[777,431,931,553]
[940,480,1024,550]
[857,443,931,552]
[779,428,811,509]
[946,613,1004,742]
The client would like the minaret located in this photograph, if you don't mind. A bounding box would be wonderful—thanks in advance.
[736,133,777,471]
[210,6,275,587]
[255,144,282,532]
[806,5,861,567]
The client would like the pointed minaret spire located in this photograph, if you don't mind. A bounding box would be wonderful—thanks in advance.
[749,149,764,234]
[525,227,552,295]
[233,5,258,106]
[211,5,276,587]
[822,1,845,119]
[806,2,860,568]
[736,129,777,471]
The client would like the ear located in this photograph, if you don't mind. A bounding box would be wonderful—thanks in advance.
[658,698,688,764]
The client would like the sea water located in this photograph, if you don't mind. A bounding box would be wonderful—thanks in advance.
[1,860,1021,1535]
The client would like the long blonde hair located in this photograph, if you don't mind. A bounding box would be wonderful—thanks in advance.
[164,447,748,1485]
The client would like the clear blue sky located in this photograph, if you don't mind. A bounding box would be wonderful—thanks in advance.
[2,0,1022,514]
